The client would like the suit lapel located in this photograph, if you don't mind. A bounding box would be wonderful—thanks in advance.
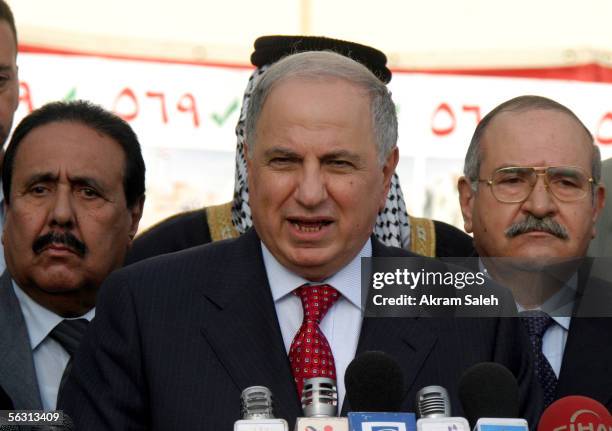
[199,230,301,421]
[0,271,42,409]
[341,238,438,414]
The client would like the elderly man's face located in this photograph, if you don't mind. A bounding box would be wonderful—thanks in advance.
[459,109,605,259]
[247,77,397,281]
[0,21,18,146]
[3,121,143,316]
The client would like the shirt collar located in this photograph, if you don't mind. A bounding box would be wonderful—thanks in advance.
[12,280,95,350]
[479,259,574,331]
[262,239,372,310]
[515,276,574,331]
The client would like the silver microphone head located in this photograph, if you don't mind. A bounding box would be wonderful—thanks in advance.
[301,377,338,417]
[416,385,451,418]
[241,386,276,419]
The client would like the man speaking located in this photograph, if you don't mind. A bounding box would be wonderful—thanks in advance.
[61,52,539,429]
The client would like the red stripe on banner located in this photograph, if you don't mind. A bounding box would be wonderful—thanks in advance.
[393,63,612,83]
[18,43,254,70]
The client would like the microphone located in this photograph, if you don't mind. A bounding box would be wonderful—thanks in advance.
[344,351,416,431]
[537,396,612,431]
[345,350,404,412]
[416,385,470,431]
[458,362,527,431]
[416,386,451,418]
[295,377,348,431]
[234,386,288,431]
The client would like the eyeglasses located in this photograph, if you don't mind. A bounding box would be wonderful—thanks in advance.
[477,166,596,203]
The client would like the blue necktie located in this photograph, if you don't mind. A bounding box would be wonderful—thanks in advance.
[519,310,558,408]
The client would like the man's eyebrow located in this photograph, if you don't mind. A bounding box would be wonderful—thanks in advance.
[263,147,301,159]
[23,173,58,188]
[68,176,107,192]
[321,150,361,163]
[0,65,15,73]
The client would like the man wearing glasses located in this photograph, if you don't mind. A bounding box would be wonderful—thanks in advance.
[457,95,611,410]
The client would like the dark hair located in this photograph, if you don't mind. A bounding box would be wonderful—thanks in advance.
[3,100,146,207]
[0,0,17,47]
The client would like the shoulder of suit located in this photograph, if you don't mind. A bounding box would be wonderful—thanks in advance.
[123,229,258,277]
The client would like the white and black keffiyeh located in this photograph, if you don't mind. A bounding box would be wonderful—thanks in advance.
[230,67,411,249]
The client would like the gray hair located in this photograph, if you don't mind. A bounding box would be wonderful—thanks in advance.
[464,95,601,193]
[245,51,398,165]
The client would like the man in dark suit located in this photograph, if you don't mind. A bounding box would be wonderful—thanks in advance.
[0,101,145,410]
[457,95,612,409]
[61,51,539,429]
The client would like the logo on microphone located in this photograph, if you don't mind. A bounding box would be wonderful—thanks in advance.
[551,409,612,431]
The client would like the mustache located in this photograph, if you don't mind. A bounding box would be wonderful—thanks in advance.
[32,232,87,257]
[505,214,569,240]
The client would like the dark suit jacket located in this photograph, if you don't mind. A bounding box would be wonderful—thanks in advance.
[459,254,612,410]
[125,208,474,265]
[60,229,539,430]
[556,265,612,409]
[0,384,14,409]
[0,271,43,410]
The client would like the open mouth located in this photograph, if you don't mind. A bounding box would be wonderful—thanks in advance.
[288,218,333,233]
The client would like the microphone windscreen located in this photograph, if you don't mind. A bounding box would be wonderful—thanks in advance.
[537,396,612,431]
[458,362,519,426]
[344,351,404,412]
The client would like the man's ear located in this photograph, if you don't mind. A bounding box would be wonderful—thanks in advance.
[458,176,476,233]
[591,184,606,238]
[127,195,145,242]
[379,147,399,211]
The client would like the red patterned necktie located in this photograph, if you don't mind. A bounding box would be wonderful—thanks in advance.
[288,284,340,397]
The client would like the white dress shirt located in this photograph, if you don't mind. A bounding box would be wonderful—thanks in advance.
[262,239,370,412]
[13,281,95,410]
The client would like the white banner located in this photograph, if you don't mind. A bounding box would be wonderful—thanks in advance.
[14,51,612,230]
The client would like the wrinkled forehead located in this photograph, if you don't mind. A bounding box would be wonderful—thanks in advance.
[479,108,594,173]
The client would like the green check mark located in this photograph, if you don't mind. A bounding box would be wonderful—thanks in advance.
[64,87,77,101]
[211,99,239,126]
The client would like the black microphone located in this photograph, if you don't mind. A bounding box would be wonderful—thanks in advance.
[344,350,404,412]
[345,351,416,431]
[458,362,527,431]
